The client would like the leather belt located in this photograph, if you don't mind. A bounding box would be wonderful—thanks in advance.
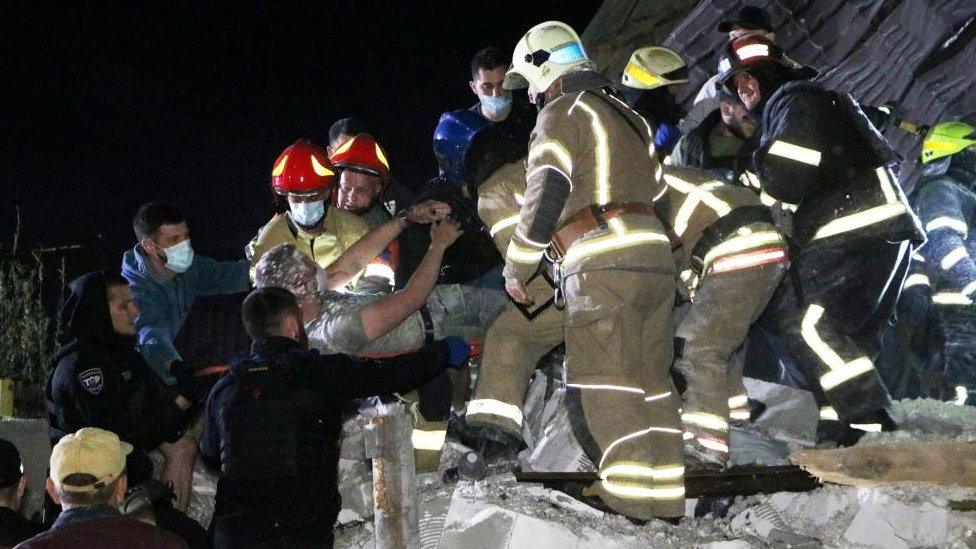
[550,202,656,257]
[419,305,435,344]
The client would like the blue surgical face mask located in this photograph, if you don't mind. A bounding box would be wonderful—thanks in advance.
[162,239,194,273]
[480,91,513,118]
[289,198,325,227]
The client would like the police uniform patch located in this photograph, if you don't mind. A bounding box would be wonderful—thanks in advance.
[78,368,104,395]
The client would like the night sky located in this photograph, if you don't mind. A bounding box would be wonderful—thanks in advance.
[2,1,600,269]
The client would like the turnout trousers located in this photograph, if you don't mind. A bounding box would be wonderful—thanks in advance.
[468,268,685,519]
[675,260,787,461]
[759,236,909,424]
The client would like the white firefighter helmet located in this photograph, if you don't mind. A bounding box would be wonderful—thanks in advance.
[621,46,689,90]
[503,21,591,93]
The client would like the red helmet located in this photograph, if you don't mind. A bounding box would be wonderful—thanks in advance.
[330,134,391,178]
[270,139,335,195]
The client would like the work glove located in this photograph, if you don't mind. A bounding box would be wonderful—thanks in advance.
[442,337,471,369]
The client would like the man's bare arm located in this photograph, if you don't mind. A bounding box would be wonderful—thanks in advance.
[359,219,462,341]
[326,199,451,289]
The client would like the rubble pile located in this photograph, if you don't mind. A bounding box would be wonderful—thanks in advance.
[334,398,976,548]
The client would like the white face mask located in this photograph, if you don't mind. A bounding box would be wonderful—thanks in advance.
[161,239,194,273]
[289,198,326,227]
[480,91,513,118]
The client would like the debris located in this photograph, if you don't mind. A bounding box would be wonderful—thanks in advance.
[792,441,976,488]
[364,403,420,548]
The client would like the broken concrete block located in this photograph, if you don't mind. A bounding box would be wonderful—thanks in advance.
[694,541,752,549]
[437,479,647,548]
[743,378,818,445]
[842,490,948,548]
[519,387,594,473]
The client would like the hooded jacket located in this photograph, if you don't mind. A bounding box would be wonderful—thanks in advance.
[46,271,185,451]
[668,109,759,186]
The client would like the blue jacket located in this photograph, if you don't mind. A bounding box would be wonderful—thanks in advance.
[122,245,250,383]
[912,151,976,303]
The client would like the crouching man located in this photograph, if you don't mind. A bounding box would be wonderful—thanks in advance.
[47,271,198,511]
[200,287,469,547]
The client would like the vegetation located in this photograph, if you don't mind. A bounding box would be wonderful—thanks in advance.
[0,212,54,417]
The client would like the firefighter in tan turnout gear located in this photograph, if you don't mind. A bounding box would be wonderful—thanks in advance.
[472,157,788,472]
[468,21,685,520]
[657,166,788,467]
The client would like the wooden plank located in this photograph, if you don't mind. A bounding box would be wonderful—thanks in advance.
[515,465,821,498]
[791,441,976,488]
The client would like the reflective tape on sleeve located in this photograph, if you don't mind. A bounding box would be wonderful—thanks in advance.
[767,140,822,167]
[962,280,976,297]
[601,463,685,481]
[729,409,751,421]
[529,140,573,175]
[506,241,546,264]
[697,436,730,453]
[925,216,968,237]
[515,229,550,250]
[902,273,930,289]
[490,214,521,237]
[644,391,673,402]
[941,246,969,271]
[812,203,907,241]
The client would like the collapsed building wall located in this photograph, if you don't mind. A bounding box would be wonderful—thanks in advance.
[582,0,976,192]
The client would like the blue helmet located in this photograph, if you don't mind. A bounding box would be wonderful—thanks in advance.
[433,110,491,185]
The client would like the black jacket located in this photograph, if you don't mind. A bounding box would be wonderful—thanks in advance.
[200,337,449,546]
[0,507,43,548]
[396,182,502,289]
[753,80,922,247]
[46,272,186,450]
[669,109,758,185]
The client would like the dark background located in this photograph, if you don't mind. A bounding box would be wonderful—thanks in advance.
[2,1,601,269]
